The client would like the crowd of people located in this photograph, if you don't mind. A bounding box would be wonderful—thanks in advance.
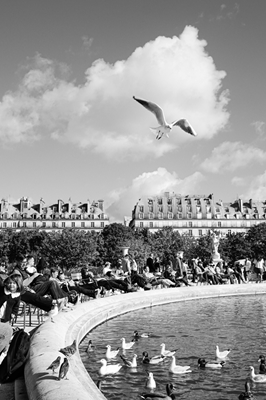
[0,252,265,340]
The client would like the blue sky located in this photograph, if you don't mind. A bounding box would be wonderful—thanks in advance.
[0,0,265,222]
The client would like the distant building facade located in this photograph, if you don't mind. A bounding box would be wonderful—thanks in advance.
[129,192,266,236]
[0,197,109,232]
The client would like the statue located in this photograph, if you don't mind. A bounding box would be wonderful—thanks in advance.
[210,231,222,263]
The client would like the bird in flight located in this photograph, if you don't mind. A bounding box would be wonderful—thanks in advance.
[133,96,197,140]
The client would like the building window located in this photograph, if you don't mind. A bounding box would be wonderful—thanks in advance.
[42,222,46,227]
[139,206,144,212]
[149,213,154,219]
[12,222,16,228]
[158,206,163,212]
[187,213,192,219]
[140,222,143,228]
[189,221,192,227]
[157,198,162,205]
[91,222,95,228]
[22,222,26,228]
[189,230,193,236]
[33,222,36,228]
[218,222,222,227]
[149,222,153,228]
[139,213,144,219]
[228,229,231,235]
[62,222,65,228]
[199,229,202,236]
[101,222,104,228]
[71,222,75,228]
[178,213,182,219]
[3,222,7,228]
[158,213,163,219]
[149,206,153,212]
[81,222,85,228]
[52,222,56,228]
[168,206,172,212]
[168,213,173,219]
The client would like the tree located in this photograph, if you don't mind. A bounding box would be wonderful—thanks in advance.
[245,223,266,260]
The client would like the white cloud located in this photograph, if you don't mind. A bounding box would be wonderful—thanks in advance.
[241,170,266,200]
[231,176,245,186]
[0,26,230,159]
[200,141,266,173]
[106,167,205,221]
[251,120,265,137]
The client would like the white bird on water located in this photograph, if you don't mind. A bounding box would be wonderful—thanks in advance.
[145,372,156,390]
[169,355,192,374]
[106,344,120,359]
[160,343,177,357]
[133,96,197,140]
[216,345,231,359]
[121,337,135,350]
[98,358,122,376]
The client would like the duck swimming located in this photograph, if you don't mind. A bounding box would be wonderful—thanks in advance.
[140,383,175,399]
[145,372,156,390]
[198,358,225,369]
[160,343,177,357]
[121,337,135,350]
[249,366,266,383]
[85,340,95,353]
[238,381,253,399]
[258,354,266,374]
[120,353,137,368]
[106,344,120,359]
[215,345,231,359]
[142,351,165,365]
[98,358,122,376]
[169,355,191,374]
[133,330,151,339]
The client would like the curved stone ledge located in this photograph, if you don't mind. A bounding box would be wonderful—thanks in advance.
[24,284,266,400]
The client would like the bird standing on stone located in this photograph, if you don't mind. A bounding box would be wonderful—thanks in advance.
[59,340,77,358]
[133,96,197,140]
[48,304,59,323]
[47,356,61,374]
[57,357,69,380]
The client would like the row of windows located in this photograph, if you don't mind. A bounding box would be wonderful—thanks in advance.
[0,221,105,229]
[137,223,233,235]
[0,213,106,220]
[138,212,265,220]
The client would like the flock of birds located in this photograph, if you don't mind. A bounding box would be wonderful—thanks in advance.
[80,331,263,399]
[133,96,197,140]
[44,334,266,398]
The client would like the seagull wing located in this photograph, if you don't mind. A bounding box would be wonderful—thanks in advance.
[133,96,167,126]
[172,119,197,136]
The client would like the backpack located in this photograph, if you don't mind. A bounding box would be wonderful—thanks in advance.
[0,328,30,383]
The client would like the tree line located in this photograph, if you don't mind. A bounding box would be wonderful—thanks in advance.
[0,222,265,272]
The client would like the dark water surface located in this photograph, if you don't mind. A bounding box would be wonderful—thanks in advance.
[79,295,266,399]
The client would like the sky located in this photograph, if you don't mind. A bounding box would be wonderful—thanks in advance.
[0,0,265,222]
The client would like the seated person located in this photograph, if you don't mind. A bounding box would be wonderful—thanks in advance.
[143,266,175,288]
[58,271,99,299]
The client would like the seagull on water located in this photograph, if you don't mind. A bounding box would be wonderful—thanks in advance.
[215,345,231,359]
[98,358,122,376]
[106,344,120,359]
[169,355,191,374]
[145,372,157,390]
[133,96,197,140]
[121,337,135,350]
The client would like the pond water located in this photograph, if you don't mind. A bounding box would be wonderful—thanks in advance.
[79,294,266,399]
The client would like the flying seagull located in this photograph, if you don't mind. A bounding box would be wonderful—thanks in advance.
[133,96,197,140]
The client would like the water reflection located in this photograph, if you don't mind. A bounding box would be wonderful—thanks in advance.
[80,295,266,399]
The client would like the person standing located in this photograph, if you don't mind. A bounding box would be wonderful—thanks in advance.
[146,254,155,273]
